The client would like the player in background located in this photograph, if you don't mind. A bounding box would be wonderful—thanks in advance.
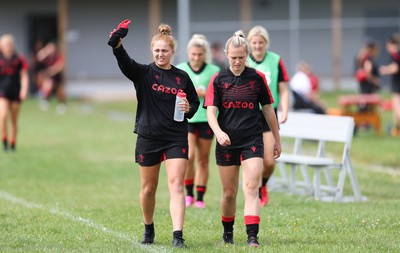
[0,34,29,152]
[380,33,400,137]
[177,34,220,209]
[247,26,290,207]
[36,41,66,114]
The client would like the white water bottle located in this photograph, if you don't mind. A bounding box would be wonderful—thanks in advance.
[174,91,186,122]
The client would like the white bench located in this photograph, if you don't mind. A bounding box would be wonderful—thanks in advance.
[271,112,366,202]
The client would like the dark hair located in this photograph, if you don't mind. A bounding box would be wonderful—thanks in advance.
[387,33,400,44]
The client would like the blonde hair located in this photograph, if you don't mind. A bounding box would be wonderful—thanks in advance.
[151,24,177,53]
[225,30,250,55]
[0,34,16,55]
[247,25,270,50]
[295,60,311,74]
[187,34,212,64]
[0,34,15,47]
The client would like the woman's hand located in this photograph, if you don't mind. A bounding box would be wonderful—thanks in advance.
[215,131,231,146]
[108,19,131,48]
[179,98,190,113]
[272,141,282,159]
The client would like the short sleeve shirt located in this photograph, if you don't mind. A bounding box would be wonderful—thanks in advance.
[204,66,274,148]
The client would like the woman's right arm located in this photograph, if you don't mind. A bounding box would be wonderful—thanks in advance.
[207,106,231,146]
[113,44,140,82]
[380,62,399,76]
[108,20,139,81]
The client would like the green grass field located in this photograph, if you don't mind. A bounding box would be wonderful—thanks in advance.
[1,94,399,253]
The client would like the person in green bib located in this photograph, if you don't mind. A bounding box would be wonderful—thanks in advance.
[247,26,290,207]
[177,34,220,208]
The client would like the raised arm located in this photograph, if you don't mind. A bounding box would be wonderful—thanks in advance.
[108,19,141,82]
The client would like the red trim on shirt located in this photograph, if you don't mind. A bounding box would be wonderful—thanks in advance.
[204,72,218,107]
[279,58,289,82]
[255,70,274,104]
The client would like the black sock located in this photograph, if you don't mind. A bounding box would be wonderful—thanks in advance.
[185,184,194,197]
[222,220,234,233]
[2,139,8,151]
[144,223,154,232]
[173,230,183,238]
[196,185,206,201]
[262,177,269,186]
[246,224,259,238]
[10,140,15,151]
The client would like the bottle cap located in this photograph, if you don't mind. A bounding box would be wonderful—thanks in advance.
[177,91,186,98]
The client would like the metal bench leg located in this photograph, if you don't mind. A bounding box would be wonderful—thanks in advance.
[335,165,347,201]
[324,169,334,188]
[300,165,312,192]
[345,155,362,200]
[313,168,321,200]
[279,163,290,188]
[290,164,296,194]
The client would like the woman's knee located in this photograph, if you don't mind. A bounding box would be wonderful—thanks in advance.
[243,180,259,196]
[168,177,184,193]
[141,184,157,197]
[222,188,237,203]
[197,158,209,171]
[263,158,275,170]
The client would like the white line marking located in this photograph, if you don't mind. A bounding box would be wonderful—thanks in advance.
[362,164,400,177]
[0,191,170,253]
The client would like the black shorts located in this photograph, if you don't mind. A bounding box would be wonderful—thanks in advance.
[135,135,188,166]
[188,122,214,139]
[391,82,400,94]
[215,144,264,166]
[0,87,20,102]
[260,108,278,132]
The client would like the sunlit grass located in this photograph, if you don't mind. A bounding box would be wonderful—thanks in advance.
[0,96,399,252]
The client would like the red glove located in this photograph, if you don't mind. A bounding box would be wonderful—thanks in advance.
[355,69,368,82]
[117,19,131,29]
[108,19,132,48]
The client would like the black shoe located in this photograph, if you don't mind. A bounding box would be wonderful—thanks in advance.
[247,236,259,247]
[10,143,15,152]
[172,236,186,248]
[141,229,155,244]
[222,231,234,244]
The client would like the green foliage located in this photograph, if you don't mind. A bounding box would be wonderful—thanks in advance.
[1,97,399,252]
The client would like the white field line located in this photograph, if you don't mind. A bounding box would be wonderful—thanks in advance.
[0,191,170,253]
[361,164,400,177]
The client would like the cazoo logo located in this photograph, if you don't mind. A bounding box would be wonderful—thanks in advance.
[222,101,255,109]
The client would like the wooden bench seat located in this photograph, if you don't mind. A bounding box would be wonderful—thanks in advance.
[338,94,382,136]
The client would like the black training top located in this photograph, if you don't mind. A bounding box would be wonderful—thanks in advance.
[0,53,29,95]
[204,66,274,148]
[389,50,400,93]
[113,45,199,141]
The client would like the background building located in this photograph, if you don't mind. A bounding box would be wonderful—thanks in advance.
[0,0,399,91]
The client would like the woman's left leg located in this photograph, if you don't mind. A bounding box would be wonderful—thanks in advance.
[0,98,9,151]
[165,158,187,247]
[165,158,187,231]
[9,101,21,150]
[241,157,263,247]
[194,137,213,207]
